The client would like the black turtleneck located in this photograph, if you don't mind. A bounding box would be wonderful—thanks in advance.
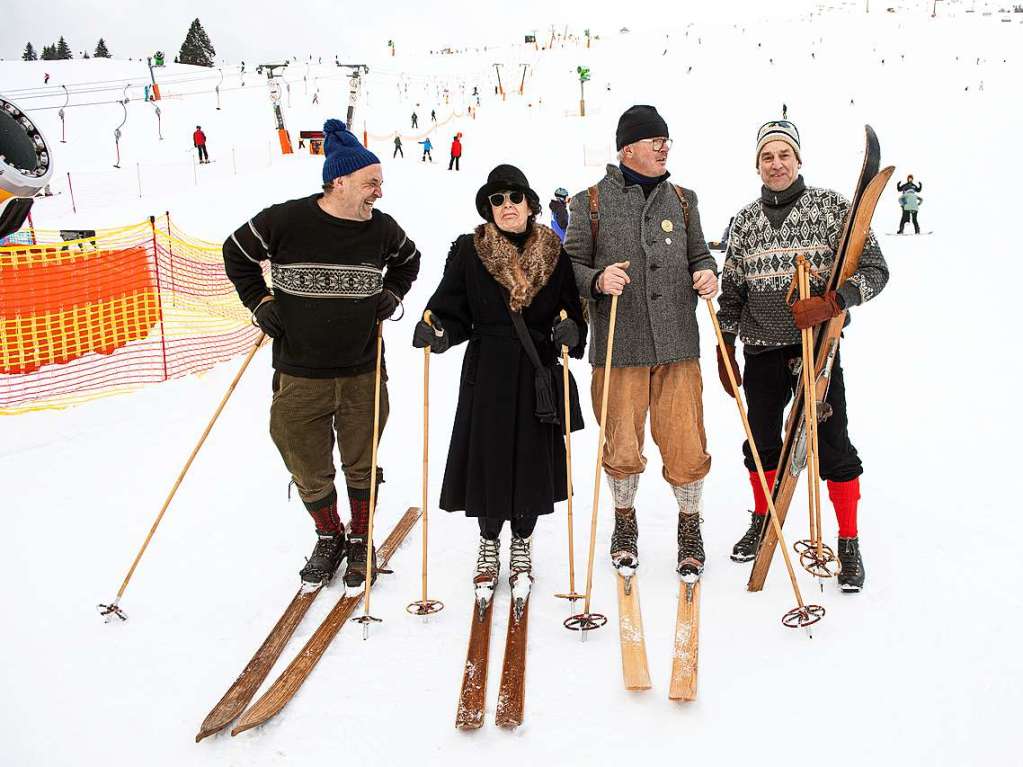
[620,163,670,199]
[760,175,806,229]
[495,220,533,250]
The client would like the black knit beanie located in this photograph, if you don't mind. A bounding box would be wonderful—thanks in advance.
[616,105,669,150]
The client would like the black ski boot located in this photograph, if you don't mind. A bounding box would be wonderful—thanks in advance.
[837,537,865,593]
[676,512,705,581]
[344,535,378,588]
[299,531,346,586]
[610,508,639,573]
[731,511,766,563]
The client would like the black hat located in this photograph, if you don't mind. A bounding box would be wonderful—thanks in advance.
[615,105,669,151]
[474,164,541,221]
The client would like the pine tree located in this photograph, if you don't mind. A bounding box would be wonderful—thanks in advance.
[56,36,72,59]
[22,42,37,61]
[94,38,110,58]
[41,44,55,61]
[177,19,216,67]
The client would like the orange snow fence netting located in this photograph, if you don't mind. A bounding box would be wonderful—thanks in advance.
[0,218,262,414]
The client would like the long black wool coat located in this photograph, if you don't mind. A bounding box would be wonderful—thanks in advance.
[425,224,587,527]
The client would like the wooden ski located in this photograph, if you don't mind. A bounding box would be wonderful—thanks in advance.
[196,583,321,741]
[615,573,651,691]
[495,592,530,728]
[748,127,894,592]
[668,580,701,701]
[230,507,421,735]
[455,595,495,729]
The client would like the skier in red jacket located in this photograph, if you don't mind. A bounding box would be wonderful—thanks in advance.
[448,133,462,171]
[193,126,209,164]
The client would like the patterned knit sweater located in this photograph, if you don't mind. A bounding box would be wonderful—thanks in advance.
[717,182,889,349]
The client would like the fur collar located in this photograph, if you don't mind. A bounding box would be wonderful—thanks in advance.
[473,223,561,312]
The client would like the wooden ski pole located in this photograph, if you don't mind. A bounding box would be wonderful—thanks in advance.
[408,311,443,618]
[802,264,825,561]
[355,322,385,639]
[797,259,820,552]
[705,300,824,629]
[554,309,582,604]
[565,296,617,636]
[97,333,266,622]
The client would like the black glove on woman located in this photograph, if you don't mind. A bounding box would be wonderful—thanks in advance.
[552,317,579,350]
[412,316,450,353]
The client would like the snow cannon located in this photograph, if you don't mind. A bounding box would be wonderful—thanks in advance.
[0,96,53,239]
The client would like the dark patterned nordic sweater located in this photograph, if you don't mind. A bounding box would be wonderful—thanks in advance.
[717,177,889,351]
[223,194,420,378]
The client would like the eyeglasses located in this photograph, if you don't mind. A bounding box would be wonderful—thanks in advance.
[758,120,800,141]
[638,138,673,151]
[489,191,525,207]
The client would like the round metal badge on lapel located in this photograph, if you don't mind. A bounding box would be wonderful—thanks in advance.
[661,219,674,233]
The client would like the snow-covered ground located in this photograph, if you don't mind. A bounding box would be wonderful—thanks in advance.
[2,8,1021,766]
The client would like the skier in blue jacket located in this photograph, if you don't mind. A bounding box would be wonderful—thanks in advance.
[418,137,433,162]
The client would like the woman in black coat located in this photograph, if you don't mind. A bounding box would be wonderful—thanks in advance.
[413,164,586,602]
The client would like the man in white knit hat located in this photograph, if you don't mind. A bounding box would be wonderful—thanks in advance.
[715,120,889,593]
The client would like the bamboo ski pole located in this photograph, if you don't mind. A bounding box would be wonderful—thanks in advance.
[565,296,617,635]
[355,322,385,639]
[797,259,820,552]
[97,333,266,621]
[705,300,824,629]
[802,265,825,561]
[555,309,582,604]
[408,311,443,617]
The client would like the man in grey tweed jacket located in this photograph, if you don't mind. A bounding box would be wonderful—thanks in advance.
[716,119,889,593]
[564,105,718,580]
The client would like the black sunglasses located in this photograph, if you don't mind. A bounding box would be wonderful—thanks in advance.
[489,191,525,207]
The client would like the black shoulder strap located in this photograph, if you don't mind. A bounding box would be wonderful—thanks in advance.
[504,295,546,372]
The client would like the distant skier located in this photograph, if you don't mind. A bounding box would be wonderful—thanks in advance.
[418,137,433,162]
[896,174,922,194]
[222,119,422,588]
[897,187,923,234]
[548,187,569,241]
[716,119,890,593]
[312,91,319,104]
[431,109,436,122]
[43,73,50,84]
[393,134,403,158]
[411,111,418,129]
[447,134,461,170]
[193,125,209,164]
[782,103,788,119]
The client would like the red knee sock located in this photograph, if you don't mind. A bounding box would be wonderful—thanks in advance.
[348,488,370,536]
[827,478,860,538]
[749,470,777,516]
[305,492,343,535]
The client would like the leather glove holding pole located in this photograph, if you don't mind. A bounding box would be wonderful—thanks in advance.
[412,314,450,353]
[791,290,844,330]
[252,297,285,338]
[716,343,742,398]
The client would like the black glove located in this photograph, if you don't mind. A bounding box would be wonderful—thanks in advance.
[552,317,579,350]
[412,316,450,353]
[376,289,401,321]
[253,299,285,339]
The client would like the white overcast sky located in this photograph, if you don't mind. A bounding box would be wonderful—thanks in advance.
[1,0,852,62]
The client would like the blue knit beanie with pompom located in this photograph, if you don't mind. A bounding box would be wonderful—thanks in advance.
[322,119,380,183]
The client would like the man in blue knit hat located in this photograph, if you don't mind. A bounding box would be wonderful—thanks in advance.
[224,119,421,589]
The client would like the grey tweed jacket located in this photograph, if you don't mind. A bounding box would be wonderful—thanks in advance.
[564,165,717,367]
